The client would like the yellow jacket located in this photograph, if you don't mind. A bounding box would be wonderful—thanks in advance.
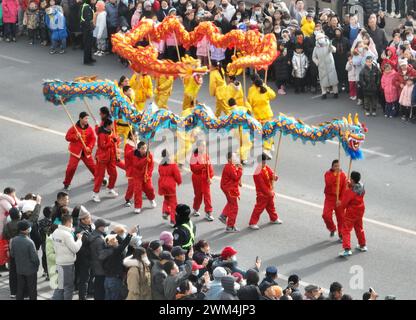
[129,74,153,104]
[209,69,227,100]
[155,75,174,96]
[184,76,201,98]
[301,16,315,37]
[247,84,276,121]
[226,83,252,112]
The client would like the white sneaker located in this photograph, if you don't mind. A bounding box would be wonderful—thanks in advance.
[270,219,283,224]
[365,112,370,116]
[92,193,101,202]
[93,51,100,56]
[249,224,260,230]
[108,189,119,197]
[356,245,368,252]
[357,99,362,106]
[350,96,357,101]
[192,210,201,217]
[150,200,157,208]
[169,222,175,228]
[97,51,103,57]
[339,250,352,257]
[395,13,401,18]
[134,208,141,214]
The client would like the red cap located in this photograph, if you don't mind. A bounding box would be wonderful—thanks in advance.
[192,261,204,271]
[221,246,238,259]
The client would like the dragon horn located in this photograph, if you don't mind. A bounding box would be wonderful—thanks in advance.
[342,117,348,125]
[354,113,360,125]
[348,113,353,125]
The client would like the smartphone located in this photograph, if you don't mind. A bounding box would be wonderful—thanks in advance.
[255,256,259,263]
[369,287,373,293]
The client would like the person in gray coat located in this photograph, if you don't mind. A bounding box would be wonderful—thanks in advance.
[220,276,239,300]
[9,220,40,300]
[163,258,193,300]
[89,218,110,300]
[151,251,173,300]
[312,32,339,99]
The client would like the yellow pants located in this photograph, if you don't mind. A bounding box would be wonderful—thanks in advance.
[116,122,130,147]
[182,95,195,110]
[154,94,169,109]
[135,101,146,111]
[235,127,252,161]
[175,130,196,165]
[214,99,231,118]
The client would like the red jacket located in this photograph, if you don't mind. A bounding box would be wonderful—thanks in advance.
[340,183,365,219]
[95,128,118,163]
[393,65,416,94]
[190,153,214,180]
[324,170,347,200]
[124,141,135,178]
[132,152,154,182]
[253,165,276,198]
[65,122,96,159]
[220,163,243,197]
[158,163,182,196]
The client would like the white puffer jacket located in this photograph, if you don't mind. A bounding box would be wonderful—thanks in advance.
[51,225,82,266]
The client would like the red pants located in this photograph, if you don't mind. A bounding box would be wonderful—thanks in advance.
[116,160,125,171]
[162,194,177,224]
[133,178,155,209]
[322,198,344,236]
[222,194,239,227]
[93,161,117,193]
[63,154,96,186]
[192,176,212,213]
[349,81,357,98]
[249,195,278,225]
[125,178,134,201]
[342,216,366,250]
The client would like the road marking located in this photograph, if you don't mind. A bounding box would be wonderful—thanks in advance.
[311,94,322,99]
[168,98,183,105]
[326,140,392,158]
[0,54,31,64]
[1,114,415,237]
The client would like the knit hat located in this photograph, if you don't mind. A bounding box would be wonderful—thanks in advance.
[143,0,151,7]
[17,220,31,232]
[78,205,91,220]
[220,246,237,259]
[399,58,408,66]
[175,204,191,218]
[213,267,227,279]
[159,231,173,245]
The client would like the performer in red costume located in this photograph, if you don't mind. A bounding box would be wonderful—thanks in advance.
[190,140,214,222]
[63,112,96,191]
[158,149,182,227]
[92,119,119,202]
[218,152,243,233]
[322,160,347,239]
[132,141,156,214]
[339,171,367,257]
[123,130,136,207]
[248,153,283,230]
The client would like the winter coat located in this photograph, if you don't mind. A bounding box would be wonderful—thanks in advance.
[45,7,68,41]
[158,163,182,196]
[163,259,192,300]
[300,16,314,37]
[365,26,388,59]
[312,38,339,87]
[99,233,132,278]
[123,255,152,300]
[51,224,82,266]
[291,52,309,78]
[24,8,39,30]
[151,261,167,300]
[219,276,239,300]
[3,220,19,240]
[393,65,416,94]
[68,1,81,33]
[205,279,224,300]
[93,11,107,39]
[237,285,262,300]
[345,61,356,82]
[0,193,19,238]
[332,36,351,81]
[272,52,290,82]
[340,183,365,220]
[10,234,39,275]
[2,0,19,24]
[381,46,398,71]
[210,45,226,62]
[399,84,414,107]
[46,235,58,289]
[105,2,118,28]
[89,229,106,276]
[247,85,276,121]
[74,222,94,266]
[359,64,381,95]
[381,70,399,103]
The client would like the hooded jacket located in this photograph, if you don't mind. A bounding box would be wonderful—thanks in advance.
[123,255,152,300]
[381,69,399,103]
[51,224,82,266]
[340,183,366,220]
[381,46,398,71]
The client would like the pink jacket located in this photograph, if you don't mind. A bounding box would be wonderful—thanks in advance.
[381,70,399,103]
[0,193,21,238]
[166,33,180,47]
[399,84,414,107]
[196,36,209,57]
[2,0,19,23]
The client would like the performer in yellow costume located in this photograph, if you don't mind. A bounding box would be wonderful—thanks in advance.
[225,75,251,109]
[116,85,135,146]
[175,106,201,166]
[129,72,153,111]
[209,63,229,117]
[182,73,203,110]
[154,75,174,109]
[247,78,276,154]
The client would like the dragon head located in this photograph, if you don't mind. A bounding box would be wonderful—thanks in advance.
[340,113,367,160]
[179,55,208,80]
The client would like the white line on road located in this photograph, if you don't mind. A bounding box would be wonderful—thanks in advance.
[0,54,31,64]
[326,140,392,158]
[168,97,183,105]
[1,114,415,237]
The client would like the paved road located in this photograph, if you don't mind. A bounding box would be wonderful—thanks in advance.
[0,39,415,300]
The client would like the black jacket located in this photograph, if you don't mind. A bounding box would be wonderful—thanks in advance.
[173,221,196,250]
[68,1,82,33]
[365,26,388,59]
[99,234,132,278]
[332,36,351,81]
[359,65,381,94]
[75,223,93,265]
[237,285,262,300]
[272,53,290,82]
[81,3,94,32]
[89,229,107,276]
